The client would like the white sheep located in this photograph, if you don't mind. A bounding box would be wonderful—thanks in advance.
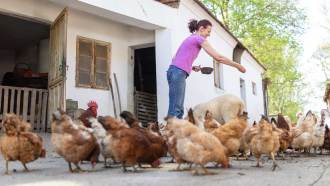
[190,94,245,129]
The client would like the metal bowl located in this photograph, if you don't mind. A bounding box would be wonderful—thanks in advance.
[201,67,214,74]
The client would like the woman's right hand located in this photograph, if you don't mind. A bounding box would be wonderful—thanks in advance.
[236,64,246,73]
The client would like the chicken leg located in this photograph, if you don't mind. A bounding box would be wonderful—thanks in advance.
[21,162,29,172]
[270,152,278,171]
[5,160,9,175]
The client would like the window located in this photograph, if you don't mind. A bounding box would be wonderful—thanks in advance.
[76,37,111,89]
[252,82,257,95]
[213,60,224,89]
[233,43,244,64]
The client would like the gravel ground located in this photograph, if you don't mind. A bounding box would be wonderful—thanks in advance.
[1,133,330,186]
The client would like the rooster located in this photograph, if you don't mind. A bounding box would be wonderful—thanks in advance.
[79,101,98,128]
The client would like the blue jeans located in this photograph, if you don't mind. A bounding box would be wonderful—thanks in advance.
[167,65,188,119]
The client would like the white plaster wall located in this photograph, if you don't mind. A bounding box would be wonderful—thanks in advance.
[66,9,155,116]
[0,0,64,24]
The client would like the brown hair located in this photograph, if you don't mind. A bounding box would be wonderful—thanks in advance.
[188,19,212,33]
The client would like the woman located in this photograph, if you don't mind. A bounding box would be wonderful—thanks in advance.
[167,19,246,119]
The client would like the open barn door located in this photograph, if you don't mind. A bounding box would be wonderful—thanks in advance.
[48,8,67,127]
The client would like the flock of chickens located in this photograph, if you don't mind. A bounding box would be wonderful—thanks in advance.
[1,101,330,175]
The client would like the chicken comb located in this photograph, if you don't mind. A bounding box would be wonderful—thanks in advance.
[87,100,98,108]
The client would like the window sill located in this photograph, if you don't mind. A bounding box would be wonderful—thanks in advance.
[76,84,109,91]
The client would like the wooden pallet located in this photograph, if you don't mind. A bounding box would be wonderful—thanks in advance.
[0,85,48,132]
[134,91,157,125]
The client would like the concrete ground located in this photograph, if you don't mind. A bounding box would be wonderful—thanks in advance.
[1,133,330,186]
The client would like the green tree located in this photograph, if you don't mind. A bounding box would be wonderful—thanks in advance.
[201,0,306,120]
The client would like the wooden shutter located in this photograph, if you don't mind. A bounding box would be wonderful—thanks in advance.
[94,42,109,89]
[77,38,93,87]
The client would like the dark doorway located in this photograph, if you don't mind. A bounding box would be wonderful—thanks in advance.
[134,47,157,125]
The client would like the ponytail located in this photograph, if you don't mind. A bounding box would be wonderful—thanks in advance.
[188,19,212,33]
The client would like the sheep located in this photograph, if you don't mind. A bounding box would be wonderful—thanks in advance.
[190,94,245,129]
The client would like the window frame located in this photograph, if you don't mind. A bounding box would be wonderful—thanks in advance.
[76,36,111,90]
[213,60,224,90]
[252,81,257,95]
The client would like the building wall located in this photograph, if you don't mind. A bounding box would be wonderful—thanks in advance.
[66,9,155,116]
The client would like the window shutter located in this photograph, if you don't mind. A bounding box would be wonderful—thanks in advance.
[94,43,109,88]
[77,39,93,86]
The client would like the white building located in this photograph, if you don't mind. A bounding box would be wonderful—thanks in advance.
[0,0,267,130]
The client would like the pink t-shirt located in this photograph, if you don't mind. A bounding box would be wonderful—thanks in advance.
[171,34,205,74]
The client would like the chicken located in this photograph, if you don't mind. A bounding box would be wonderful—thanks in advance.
[89,117,114,167]
[120,111,167,168]
[0,113,45,174]
[322,125,330,153]
[211,112,248,157]
[238,121,258,159]
[290,112,316,153]
[97,115,156,172]
[204,110,220,133]
[311,121,325,154]
[51,110,98,173]
[78,100,98,128]
[299,111,317,134]
[291,127,313,153]
[250,118,280,171]
[165,118,229,175]
[161,122,190,170]
[98,115,128,131]
[273,114,293,159]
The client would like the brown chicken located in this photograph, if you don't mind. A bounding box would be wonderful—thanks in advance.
[120,111,167,168]
[51,110,98,173]
[211,112,248,157]
[204,110,220,133]
[273,114,293,159]
[0,113,45,174]
[165,118,229,175]
[97,115,157,172]
[322,125,330,153]
[250,117,280,171]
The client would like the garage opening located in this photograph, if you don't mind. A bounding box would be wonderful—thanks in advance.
[0,13,50,131]
[134,47,157,125]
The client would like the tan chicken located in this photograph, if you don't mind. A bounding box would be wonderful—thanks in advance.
[250,118,280,171]
[211,112,249,157]
[238,121,258,159]
[0,113,45,174]
[165,118,229,175]
[291,111,316,153]
[204,110,220,133]
[51,110,98,173]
